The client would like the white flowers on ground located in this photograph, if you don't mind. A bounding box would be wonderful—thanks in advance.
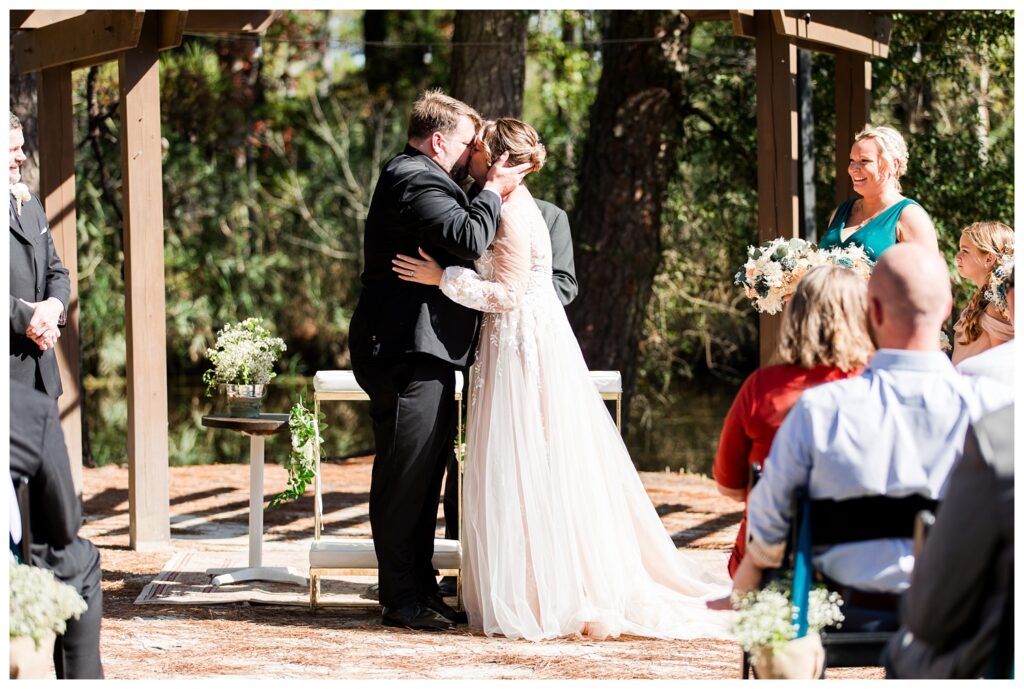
[9,556,88,649]
[10,182,31,216]
[731,581,844,669]
[735,239,874,314]
[202,318,287,395]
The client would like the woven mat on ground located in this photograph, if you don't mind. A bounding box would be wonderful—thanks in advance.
[135,549,379,607]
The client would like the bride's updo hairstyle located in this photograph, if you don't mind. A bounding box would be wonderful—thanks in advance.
[478,118,546,173]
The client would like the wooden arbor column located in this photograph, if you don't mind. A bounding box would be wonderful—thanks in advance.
[119,13,170,549]
[753,10,799,366]
[37,64,85,495]
[834,52,872,203]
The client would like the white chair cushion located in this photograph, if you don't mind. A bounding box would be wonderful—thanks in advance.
[309,538,461,570]
[589,370,622,394]
[314,370,464,393]
[314,370,362,393]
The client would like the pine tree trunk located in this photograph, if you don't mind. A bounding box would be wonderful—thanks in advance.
[450,11,529,118]
[568,11,690,424]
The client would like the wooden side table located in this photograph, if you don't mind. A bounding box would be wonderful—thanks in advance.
[201,413,307,587]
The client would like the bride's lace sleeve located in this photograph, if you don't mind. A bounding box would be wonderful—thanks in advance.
[439,210,531,313]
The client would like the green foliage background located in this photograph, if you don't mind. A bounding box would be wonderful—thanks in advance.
[63,10,1013,467]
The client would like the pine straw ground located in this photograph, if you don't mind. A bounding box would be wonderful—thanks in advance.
[82,459,882,680]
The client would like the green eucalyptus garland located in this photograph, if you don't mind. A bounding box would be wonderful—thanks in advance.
[269,396,326,508]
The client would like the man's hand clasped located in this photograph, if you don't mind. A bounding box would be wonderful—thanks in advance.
[24,297,63,351]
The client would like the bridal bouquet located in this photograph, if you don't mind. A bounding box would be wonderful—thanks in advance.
[819,244,875,281]
[735,239,875,314]
[983,250,1014,319]
[732,581,844,673]
[734,238,832,314]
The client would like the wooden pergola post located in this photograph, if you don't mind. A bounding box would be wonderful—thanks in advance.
[834,51,872,203]
[119,13,171,549]
[37,63,84,495]
[753,10,799,366]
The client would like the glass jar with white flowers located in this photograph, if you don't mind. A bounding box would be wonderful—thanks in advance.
[732,580,845,679]
[203,318,287,418]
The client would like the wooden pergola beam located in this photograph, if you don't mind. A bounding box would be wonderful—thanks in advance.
[159,10,189,52]
[10,10,88,30]
[772,10,890,58]
[183,10,278,35]
[11,10,145,74]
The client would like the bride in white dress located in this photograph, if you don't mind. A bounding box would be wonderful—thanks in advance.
[394,119,732,641]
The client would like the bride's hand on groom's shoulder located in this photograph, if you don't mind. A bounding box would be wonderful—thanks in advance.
[483,151,534,198]
[393,247,442,286]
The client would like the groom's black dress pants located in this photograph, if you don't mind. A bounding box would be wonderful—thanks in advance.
[353,354,458,610]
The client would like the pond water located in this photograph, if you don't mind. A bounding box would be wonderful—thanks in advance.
[83,376,738,477]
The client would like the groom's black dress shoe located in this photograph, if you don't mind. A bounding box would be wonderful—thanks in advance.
[381,604,455,632]
[438,576,458,598]
[421,592,468,625]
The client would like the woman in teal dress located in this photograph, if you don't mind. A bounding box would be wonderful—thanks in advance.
[820,125,938,261]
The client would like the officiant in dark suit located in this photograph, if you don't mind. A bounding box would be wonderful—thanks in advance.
[9,112,69,399]
[348,90,530,631]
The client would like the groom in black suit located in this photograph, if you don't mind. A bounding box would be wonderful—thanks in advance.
[9,112,69,399]
[349,91,530,631]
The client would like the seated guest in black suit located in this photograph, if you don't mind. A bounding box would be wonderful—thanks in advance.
[9,380,104,679]
[885,404,1014,679]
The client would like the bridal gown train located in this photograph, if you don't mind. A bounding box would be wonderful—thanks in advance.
[439,189,733,641]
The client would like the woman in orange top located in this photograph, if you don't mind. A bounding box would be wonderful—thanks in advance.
[713,265,874,578]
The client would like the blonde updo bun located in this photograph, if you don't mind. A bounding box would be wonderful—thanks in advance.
[854,125,910,190]
[479,118,546,173]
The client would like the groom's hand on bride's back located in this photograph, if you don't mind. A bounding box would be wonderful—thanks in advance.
[483,151,533,198]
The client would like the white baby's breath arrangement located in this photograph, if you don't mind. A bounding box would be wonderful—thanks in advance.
[9,556,88,650]
[203,318,287,396]
[268,396,326,508]
[10,182,32,216]
[983,250,1014,320]
[731,581,844,668]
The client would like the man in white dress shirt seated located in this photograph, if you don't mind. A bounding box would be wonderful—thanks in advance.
[956,265,1014,385]
[728,244,1014,631]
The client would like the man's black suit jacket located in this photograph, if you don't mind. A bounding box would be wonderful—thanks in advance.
[9,380,97,591]
[349,145,502,368]
[9,193,70,398]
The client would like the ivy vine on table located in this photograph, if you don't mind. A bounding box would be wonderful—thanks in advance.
[268,396,326,508]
